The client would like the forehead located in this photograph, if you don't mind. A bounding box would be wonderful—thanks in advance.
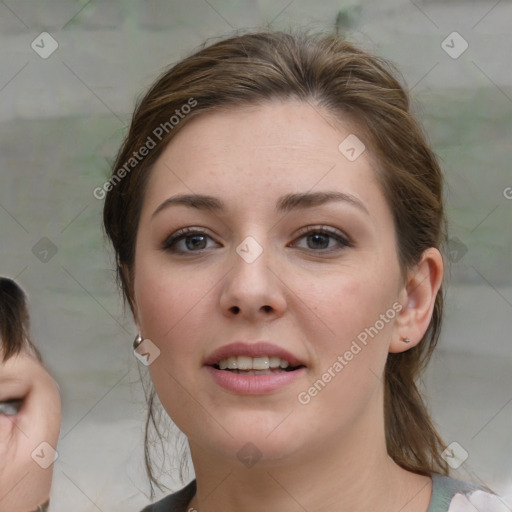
[142,100,387,218]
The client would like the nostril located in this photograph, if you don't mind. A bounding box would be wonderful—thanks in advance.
[228,305,273,315]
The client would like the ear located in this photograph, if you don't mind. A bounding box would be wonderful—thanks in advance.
[389,248,444,354]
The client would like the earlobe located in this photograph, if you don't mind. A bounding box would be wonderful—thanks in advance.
[389,248,444,354]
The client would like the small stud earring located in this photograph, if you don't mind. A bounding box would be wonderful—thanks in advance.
[133,333,143,349]
[402,337,411,343]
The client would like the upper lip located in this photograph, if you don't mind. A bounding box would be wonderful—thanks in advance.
[204,341,306,368]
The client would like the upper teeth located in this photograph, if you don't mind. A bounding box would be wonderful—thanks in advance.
[218,356,290,370]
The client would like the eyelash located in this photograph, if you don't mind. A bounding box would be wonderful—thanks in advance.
[292,226,352,252]
[162,227,218,253]
[161,226,352,254]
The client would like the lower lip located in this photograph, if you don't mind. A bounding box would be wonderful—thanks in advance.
[205,366,306,394]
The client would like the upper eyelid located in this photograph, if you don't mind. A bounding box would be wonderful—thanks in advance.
[163,227,214,240]
[291,225,352,244]
[293,225,347,236]
[164,225,347,240]
[0,381,29,398]
[162,227,220,250]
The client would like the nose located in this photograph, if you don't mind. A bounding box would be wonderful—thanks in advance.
[219,241,287,321]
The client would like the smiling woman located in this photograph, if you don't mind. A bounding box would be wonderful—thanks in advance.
[102,30,501,512]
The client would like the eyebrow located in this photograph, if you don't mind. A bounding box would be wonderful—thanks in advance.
[152,194,223,218]
[277,191,369,215]
[152,191,369,218]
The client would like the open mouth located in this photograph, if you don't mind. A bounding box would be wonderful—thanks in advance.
[212,355,304,375]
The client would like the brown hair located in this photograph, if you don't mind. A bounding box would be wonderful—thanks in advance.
[103,29,449,489]
[0,277,41,362]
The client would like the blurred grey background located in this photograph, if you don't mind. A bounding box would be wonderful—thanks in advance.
[1,1,511,510]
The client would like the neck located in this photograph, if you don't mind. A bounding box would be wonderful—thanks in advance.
[186,388,433,512]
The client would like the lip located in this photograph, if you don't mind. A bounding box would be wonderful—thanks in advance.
[205,365,306,394]
[203,341,306,368]
[203,341,307,395]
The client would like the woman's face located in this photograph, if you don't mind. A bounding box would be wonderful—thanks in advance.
[132,100,409,466]
[0,348,61,511]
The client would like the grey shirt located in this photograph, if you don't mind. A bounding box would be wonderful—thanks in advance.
[141,473,500,512]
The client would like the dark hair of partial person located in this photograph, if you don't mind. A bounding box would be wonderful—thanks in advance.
[0,277,41,362]
[102,28,450,493]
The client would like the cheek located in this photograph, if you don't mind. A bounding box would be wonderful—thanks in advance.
[293,274,397,426]
[292,261,399,386]
[39,373,62,444]
[297,262,398,338]
[135,263,211,427]
[134,256,200,338]
[133,255,220,376]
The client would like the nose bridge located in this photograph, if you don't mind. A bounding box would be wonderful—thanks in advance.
[219,234,286,319]
[232,234,272,292]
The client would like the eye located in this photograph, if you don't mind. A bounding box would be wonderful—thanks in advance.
[0,399,23,416]
[162,227,220,253]
[291,226,351,252]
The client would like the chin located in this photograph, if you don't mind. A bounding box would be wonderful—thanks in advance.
[193,411,309,467]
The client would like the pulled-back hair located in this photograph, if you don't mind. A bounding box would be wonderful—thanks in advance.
[103,29,449,489]
[0,277,41,362]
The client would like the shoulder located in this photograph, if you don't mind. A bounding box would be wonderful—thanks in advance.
[429,473,505,512]
[140,480,197,512]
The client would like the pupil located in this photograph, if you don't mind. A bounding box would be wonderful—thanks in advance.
[186,235,206,250]
[308,233,329,249]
